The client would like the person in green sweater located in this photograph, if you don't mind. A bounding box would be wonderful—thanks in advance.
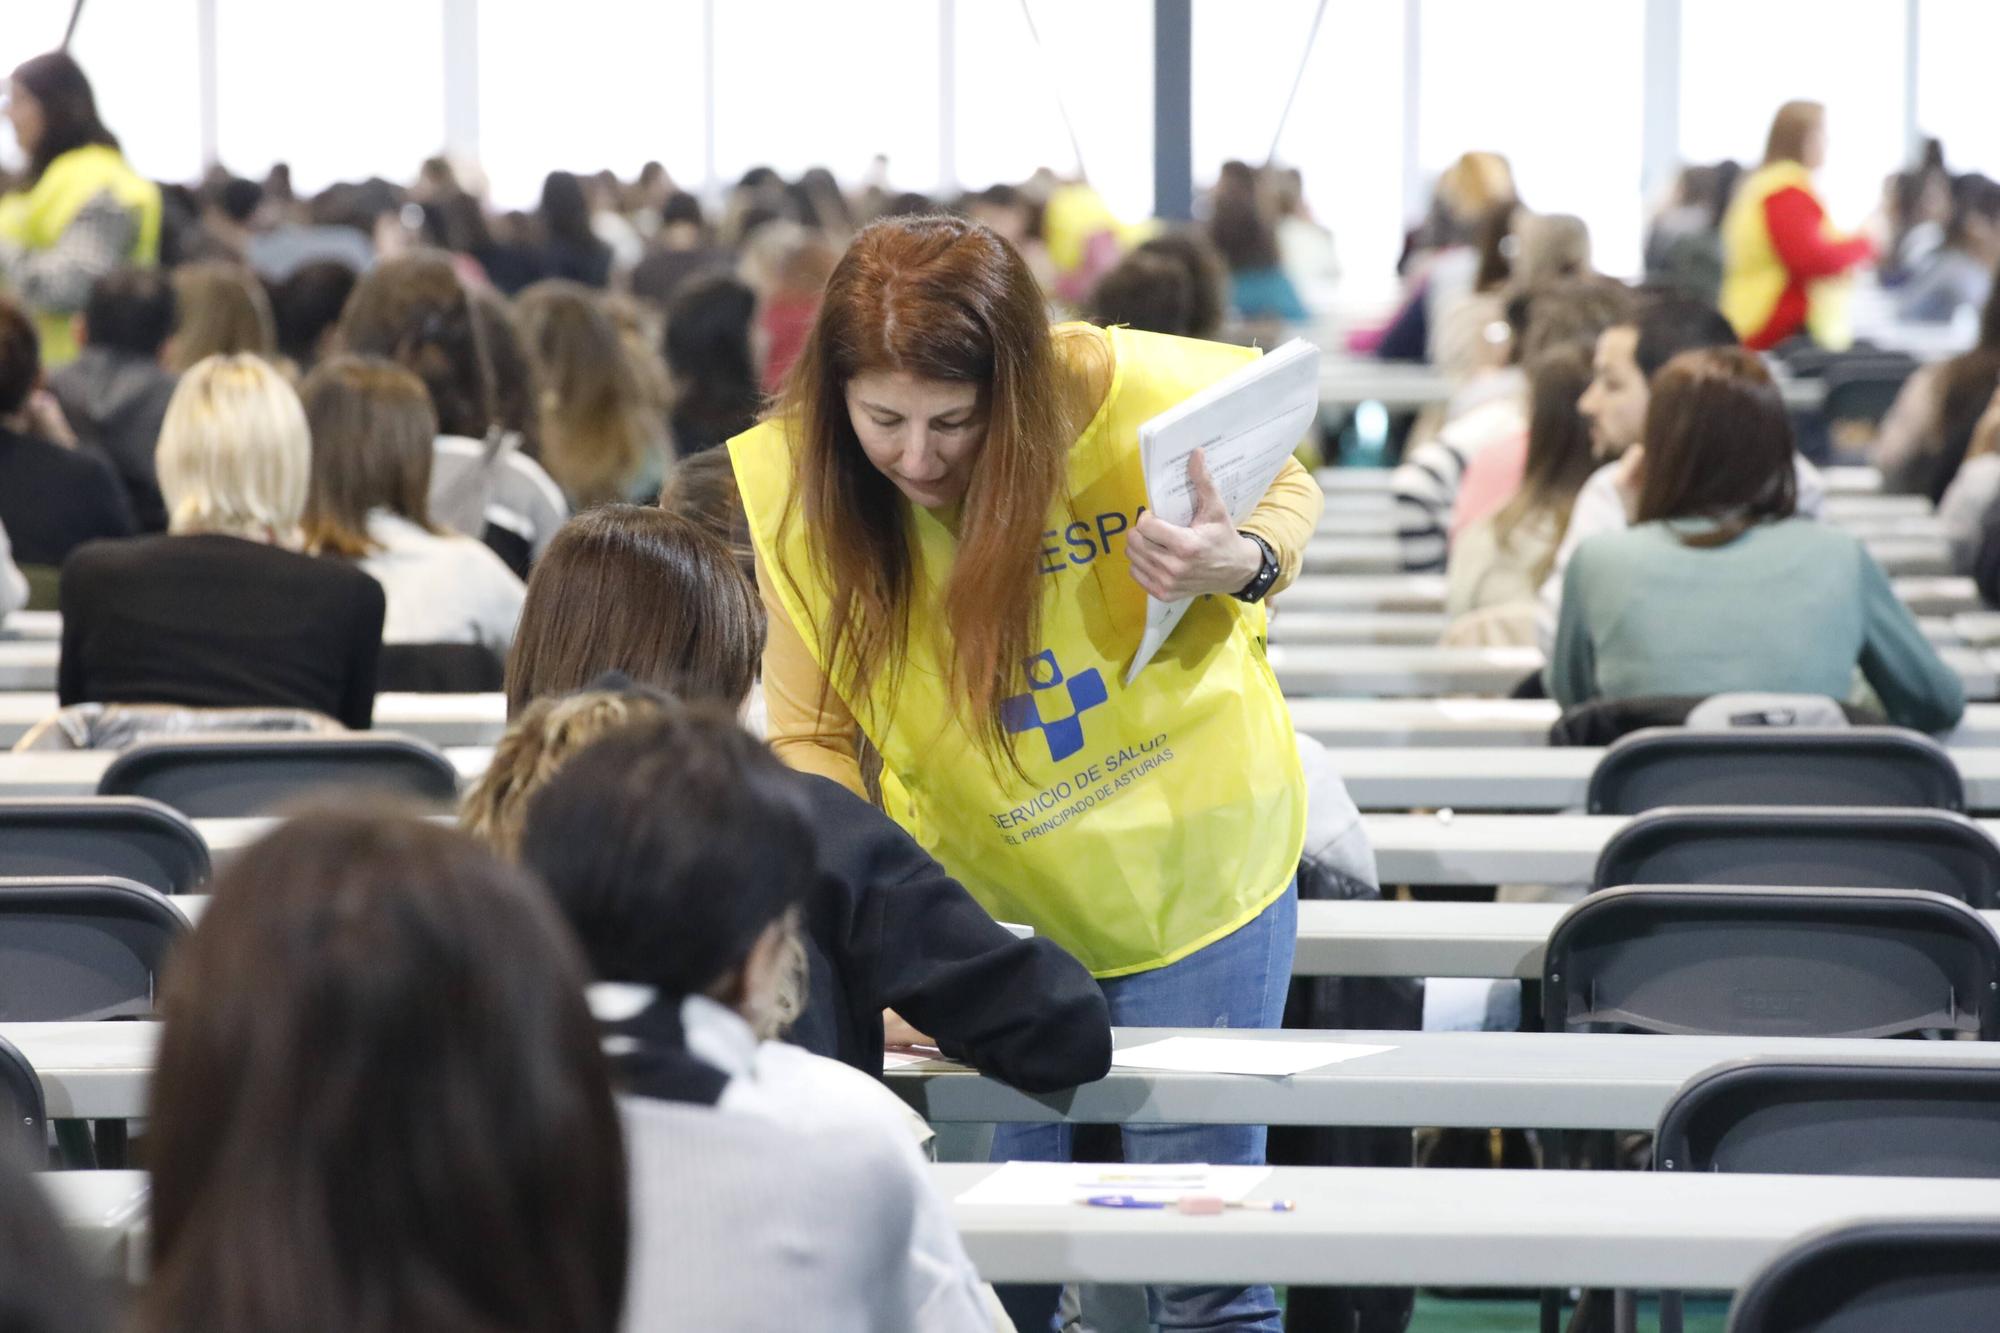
[1551,346,1966,733]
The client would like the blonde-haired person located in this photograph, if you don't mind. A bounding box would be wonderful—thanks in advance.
[301,355,524,654]
[166,262,276,373]
[515,281,670,508]
[58,353,384,727]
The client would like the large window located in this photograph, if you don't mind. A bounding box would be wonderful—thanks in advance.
[711,0,939,190]
[216,0,444,192]
[1418,0,1646,278]
[956,0,1153,222]
[1680,0,1907,235]
[1193,0,1407,294]
[1915,0,2000,179]
[2,0,204,185]
[479,1,706,208]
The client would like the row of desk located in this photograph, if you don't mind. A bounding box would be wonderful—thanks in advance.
[32,1161,1999,1293]
[1276,572,1979,615]
[1300,532,1954,577]
[1271,607,2000,649]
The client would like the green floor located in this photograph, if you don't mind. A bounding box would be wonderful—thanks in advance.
[1404,1294,1729,1331]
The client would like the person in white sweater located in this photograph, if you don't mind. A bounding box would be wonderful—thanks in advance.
[521,707,994,1333]
[301,355,523,654]
[0,516,25,620]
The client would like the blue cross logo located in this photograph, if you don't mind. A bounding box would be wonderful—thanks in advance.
[1001,650,1108,763]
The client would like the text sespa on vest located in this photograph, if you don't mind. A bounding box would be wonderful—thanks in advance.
[732,325,1304,977]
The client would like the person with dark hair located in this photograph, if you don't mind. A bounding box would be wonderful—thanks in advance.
[1084,248,1196,337]
[1132,230,1229,339]
[467,286,541,456]
[658,445,754,584]
[337,252,568,574]
[535,171,611,288]
[514,281,668,507]
[664,270,761,458]
[1205,166,1307,324]
[1534,292,1810,652]
[1644,160,1741,303]
[0,1148,112,1333]
[1898,174,2000,324]
[1721,100,1875,350]
[519,709,991,1330]
[0,52,162,366]
[630,192,726,307]
[0,295,135,572]
[1877,275,2000,499]
[138,810,628,1333]
[268,258,357,373]
[301,356,523,653]
[504,506,761,716]
[166,262,276,372]
[1552,347,1962,730]
[47,265,178,530]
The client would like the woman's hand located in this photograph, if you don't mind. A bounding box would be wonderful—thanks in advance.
[883,1009,935,1049]
[1127,449,1263,600]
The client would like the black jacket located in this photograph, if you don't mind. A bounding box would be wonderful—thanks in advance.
[786,774,1113,1093]
[0,425,135,565]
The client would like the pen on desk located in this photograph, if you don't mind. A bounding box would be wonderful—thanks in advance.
[1083,1195,1298,1214]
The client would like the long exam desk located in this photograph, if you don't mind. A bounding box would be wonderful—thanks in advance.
[1288,697,2000,747]
[1275,573,1978,616]
[0,692,508,748]
[943,1163,2000,1290]
[1302,533,1952,578]
[18,1019,2000,1132]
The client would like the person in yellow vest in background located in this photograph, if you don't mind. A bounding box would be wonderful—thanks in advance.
[1721,100,1875,352]
[731,214,1321,1333]
[0,52,162,367]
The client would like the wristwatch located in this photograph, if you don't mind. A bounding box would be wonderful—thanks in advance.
[1233,531,1280,603]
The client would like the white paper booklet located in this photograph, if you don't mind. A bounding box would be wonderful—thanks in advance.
[1110,1035,1396,1078]
[955,1161,1272,1207]
[1126,338,1323,684]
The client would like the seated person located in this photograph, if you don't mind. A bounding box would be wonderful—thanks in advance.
[1537,293,1823,653]
[1550,347,1965,733]
[1896,175,2000,324]
[1443,344,1595,642]
[519,709,991,1332]
[137,811,628,1333]
[467,505,1111,1090]
[337,252,568,575]
[0,517,24,623]
[59,354,385,728]
[46,266,178,531]
[0,296,135,569]
[301,355,524,654]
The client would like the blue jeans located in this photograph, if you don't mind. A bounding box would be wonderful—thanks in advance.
[992,883,1298,1332]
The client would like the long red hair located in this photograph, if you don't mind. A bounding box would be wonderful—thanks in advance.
[776,215,1074,767]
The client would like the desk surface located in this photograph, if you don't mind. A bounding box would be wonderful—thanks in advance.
[1301,533,1952,578]
[0,693,508,748]
[941,1162,2000,1289]
[1317,465,1886,495]
[890,1026,2000,1131]
[1269,643,2000,701]
[1276,573,1977,616]
[1328,744,2000,813]
[1289,697,2000,747]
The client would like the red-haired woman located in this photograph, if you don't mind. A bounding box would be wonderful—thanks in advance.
[730,214,1321,1331]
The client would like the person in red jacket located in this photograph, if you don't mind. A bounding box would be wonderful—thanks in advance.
[1721,101,1876,350]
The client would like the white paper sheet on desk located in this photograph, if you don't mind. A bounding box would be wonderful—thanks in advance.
[1126,338,1322,684]
[1111,1035,1395,1077]
[955,1161,1272,1207]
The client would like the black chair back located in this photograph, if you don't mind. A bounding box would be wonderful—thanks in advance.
[98,734,461,817]
[1543,885,2000,1038]
[1593,806,2000,908]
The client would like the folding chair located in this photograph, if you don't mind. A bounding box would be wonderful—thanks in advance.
[0,1033,46,1161]
[98,733,461,818]
[1586,728,1964,815]
[0,798,211,895]
[1543,885,2000,1039]
[0,877,186,1022]
[1727,1219,2000,1332]
[1592,806,2000,908]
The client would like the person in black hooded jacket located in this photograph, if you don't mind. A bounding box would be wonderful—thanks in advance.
[464,681,1112,1092]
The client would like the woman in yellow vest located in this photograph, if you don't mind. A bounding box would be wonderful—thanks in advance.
[1721,100,1875,352]
[731,214,1321,1332]
[0,52,162,367]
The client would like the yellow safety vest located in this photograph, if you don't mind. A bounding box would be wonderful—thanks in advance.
[732,324,1305,977]
[1720,161,1854,351]
[0,144,162,366]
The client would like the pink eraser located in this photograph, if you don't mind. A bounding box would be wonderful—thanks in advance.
[1175,1195,1226,1215]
